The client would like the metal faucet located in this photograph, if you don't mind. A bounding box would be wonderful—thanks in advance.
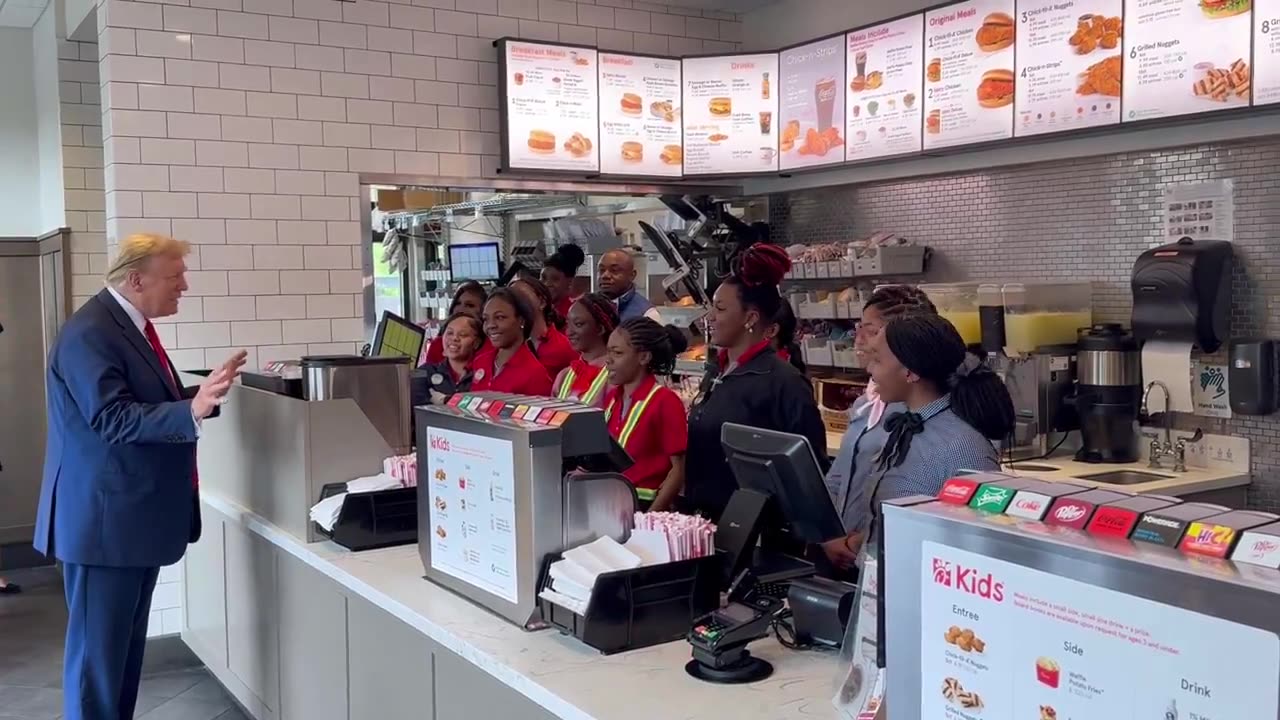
[1141,381,1173,469]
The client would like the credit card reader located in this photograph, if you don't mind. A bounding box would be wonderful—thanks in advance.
[685,592,783,684]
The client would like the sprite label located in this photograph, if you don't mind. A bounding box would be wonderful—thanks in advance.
[969,485,1014,512]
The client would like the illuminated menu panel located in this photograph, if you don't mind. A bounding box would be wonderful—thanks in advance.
[1254,0,1280,104]
[682,53,781,175]
[1015,0,1124,136]
[1122,0,1253,122]
[923,0,1017,149]
[597,53,683,177]
[845,14,926,162]
[501,41,599,173]
[779,35,846,171]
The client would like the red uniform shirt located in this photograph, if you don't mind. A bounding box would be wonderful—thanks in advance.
[424,334,445,365]
[533,326,576,378]
[603,375,688,495]
[553,295,577,323]
[556,358,608,405]
[470,344,553,396]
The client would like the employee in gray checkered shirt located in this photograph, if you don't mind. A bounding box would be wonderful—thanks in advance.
[821,314,1015,571]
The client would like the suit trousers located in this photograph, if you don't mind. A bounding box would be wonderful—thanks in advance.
[62,563,160,720]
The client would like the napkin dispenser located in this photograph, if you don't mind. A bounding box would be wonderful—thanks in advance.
[1130,237,1233,353]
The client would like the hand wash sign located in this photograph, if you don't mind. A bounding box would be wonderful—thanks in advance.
[1192,362,1231,419]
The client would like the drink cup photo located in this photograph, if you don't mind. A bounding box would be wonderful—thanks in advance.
[759,111,772,135]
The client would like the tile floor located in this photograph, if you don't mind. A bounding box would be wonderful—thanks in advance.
[0,567,247,720]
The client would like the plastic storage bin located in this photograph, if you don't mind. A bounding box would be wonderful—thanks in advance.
[1002,282,1093,354]
[313,482,419,551]
[920,282,983,346]
[537,552,722,655]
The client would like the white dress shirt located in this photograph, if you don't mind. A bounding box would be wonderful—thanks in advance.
[107,286,201,434]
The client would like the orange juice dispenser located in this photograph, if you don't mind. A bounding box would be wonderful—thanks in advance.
[919,283,981,346]
[999,282,1091,460]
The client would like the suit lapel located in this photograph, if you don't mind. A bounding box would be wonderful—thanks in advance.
[96,289,182,400]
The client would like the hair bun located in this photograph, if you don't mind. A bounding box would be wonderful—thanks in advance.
[734,243,791,288]
[553,243,585,273]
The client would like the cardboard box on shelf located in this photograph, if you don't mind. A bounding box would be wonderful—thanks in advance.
[377,189,466,212]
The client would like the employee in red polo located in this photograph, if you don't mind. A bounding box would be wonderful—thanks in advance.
[509,276,576,378]
[602,317,688,511]
[470,288,553,396]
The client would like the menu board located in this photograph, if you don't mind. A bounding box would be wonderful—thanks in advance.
[921,542,1279,719]
[1122,0,1253,122]
[923,0,1017,149]
[846,15,926,161]
[1255,0,1280,104]
[779,36,846,171]
[426,427,519,603]
[598,53,683,176]
[501,41,599,172]
[1015,0,1124,136]
[682,53,781,175]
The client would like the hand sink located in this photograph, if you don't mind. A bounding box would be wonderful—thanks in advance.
[1075,470,1174,485]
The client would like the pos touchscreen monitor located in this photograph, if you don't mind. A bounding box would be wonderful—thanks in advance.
[721,423,845,546]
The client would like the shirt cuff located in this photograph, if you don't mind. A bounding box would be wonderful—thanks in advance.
[192,409,202,438]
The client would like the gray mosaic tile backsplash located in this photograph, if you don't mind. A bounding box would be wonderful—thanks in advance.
[769,137,1280,510]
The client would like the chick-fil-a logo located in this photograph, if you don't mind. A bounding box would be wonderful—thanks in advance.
[932,557,1005,602]
[429,435,451,452]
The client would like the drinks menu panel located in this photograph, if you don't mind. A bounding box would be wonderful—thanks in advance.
[1122,0,1253,122]
[846,14,926,162]
[921,542,1279,719]
[501,41,600,172]
[1255,0,1280,104]
[1015,0,1124,136]
[779,36,846,171]
[924,0,1017,149]
[682,53,781,175]
[598,53,683,176]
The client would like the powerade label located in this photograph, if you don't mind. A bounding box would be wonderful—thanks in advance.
[1131,514,1188,547]
[970,485,1015,513]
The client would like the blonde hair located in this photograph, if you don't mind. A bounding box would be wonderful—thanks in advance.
[105,234,191,285]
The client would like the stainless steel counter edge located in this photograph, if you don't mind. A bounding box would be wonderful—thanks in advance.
[195,492,840,720]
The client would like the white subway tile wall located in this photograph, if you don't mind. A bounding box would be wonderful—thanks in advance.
[95,0,739,638]
[100,0,742,369]
[769,138,1280,511]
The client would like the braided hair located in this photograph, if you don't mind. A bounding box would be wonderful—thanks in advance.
[573,292,620,345]
[863,284,936,319]
[882,314,1014,443]
[618,317,687,376]
[510,276,564,331]
[722,243,791,323]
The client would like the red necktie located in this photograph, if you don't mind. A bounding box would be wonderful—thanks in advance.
[144,321,198,489]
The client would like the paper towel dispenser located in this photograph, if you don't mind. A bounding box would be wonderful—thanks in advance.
[1131,237,1233,353]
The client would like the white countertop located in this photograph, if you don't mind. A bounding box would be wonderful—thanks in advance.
[204,493,843,720]
[826,430,1250,497]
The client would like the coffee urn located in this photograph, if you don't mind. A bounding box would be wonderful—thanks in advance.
[1075,324,1142,463]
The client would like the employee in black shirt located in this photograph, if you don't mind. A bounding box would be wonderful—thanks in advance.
[412,312,484,405]
[686,243,828,521]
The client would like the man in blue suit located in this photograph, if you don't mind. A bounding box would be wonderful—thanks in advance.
[35,234,247,720]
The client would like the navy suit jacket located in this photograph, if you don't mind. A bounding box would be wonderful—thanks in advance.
[34,289,207,568]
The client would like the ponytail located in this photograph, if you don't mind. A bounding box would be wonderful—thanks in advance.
[947,356,1015,440]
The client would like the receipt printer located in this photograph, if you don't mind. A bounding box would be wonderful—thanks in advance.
[1131,237,1233,353]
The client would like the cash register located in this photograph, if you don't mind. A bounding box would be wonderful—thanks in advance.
[686,423,854,683]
